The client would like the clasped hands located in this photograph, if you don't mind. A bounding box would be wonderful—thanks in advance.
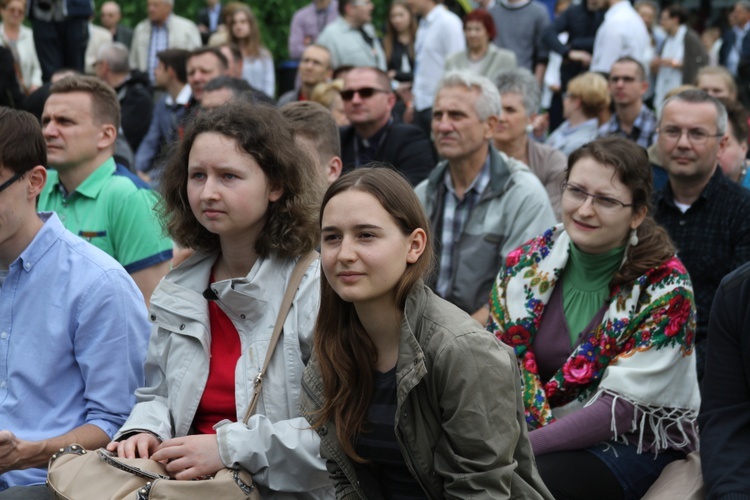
[105,433,224,480]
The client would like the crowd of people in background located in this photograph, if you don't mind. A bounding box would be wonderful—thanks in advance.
[1,0,750,499]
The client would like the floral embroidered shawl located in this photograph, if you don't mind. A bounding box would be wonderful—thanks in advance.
[487,225,700,451]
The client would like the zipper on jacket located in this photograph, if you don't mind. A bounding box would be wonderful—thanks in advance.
[396,423,438,500]
[301,380,370,499]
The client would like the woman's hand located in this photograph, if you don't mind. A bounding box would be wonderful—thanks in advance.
[150,435,224,480]
[106,432,160,459]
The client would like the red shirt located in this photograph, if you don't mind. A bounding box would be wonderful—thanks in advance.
[192,280,242,434]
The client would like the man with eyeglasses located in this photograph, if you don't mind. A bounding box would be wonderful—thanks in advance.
[654,88,750,381]
[597,57,657,149]
[277,45,333,107]
[0,107,149,499]
[415,71,555,324]
[316,0,385,71]
[339,66,434,186]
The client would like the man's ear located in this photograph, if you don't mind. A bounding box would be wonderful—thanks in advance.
[484,115,499,140]
[386,91,397,111]
[27,165,47,199]
[327,156,343,184]
[98,123,117,150]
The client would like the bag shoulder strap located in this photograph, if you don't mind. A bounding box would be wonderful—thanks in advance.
[241,250,319,423]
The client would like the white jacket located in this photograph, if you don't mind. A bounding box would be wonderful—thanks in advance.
[129,14,201,74]
[115,251,333,499]
[0,24,42,91]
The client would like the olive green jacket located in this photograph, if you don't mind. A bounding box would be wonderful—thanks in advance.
[300,282,552,499]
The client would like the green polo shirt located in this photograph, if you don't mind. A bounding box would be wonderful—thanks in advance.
[39,158,173,273]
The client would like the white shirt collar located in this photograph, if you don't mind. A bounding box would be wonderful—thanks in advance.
[165,84,192,106]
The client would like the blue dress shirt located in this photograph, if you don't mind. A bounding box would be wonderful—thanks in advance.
[0,212,149,490]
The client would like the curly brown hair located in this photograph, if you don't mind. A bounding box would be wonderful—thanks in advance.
[158,102,320,257]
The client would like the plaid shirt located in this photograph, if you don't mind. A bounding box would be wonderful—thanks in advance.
[147,21,169,82]
[598,104,657,149]
[654,168,750,378]
[436,157,491,298]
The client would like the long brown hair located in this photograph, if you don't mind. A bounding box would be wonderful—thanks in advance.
[228,4,267,58]
[566,137,675,286]
[382,0,416,62]
[312,167,434,462]
[158,102,319,257]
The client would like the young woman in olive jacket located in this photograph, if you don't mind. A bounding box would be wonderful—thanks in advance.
[300,167,552,499]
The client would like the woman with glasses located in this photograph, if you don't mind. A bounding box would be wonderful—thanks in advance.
[487,137,700,500]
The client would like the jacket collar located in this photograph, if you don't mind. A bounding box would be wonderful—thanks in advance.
[425,143,514,208]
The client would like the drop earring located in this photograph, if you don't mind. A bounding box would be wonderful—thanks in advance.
[525,123,534,135]
[629,229,639,247]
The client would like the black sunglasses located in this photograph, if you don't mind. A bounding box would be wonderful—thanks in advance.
[340,87,388,101]
[0,169,28,195]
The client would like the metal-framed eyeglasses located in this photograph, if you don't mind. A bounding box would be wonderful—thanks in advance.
[562,183,633,212]
[658,126,723,145]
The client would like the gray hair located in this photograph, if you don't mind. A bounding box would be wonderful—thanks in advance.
[737,0,750,12]
[659,89,728,136]
[495,68,540,117]
[434,71,501,121]
[97,42,130,73]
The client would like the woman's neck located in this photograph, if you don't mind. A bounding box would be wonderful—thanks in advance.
[468,44,488,60]
[2,23,19,38]
[566,243,625,291]
[567,110,589,127]
[216,236,260,280]
[355,300,403,372]
[397,32,411,45]
[496,134,529,165]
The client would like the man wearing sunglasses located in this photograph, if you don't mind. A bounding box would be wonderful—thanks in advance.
[0,108,149,499]
[654,89,750,381]
[339,66,434,186]
[597,56,657,149]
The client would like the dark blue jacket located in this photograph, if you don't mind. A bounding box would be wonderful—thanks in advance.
[541,3,603,89]
[134,93,189,174]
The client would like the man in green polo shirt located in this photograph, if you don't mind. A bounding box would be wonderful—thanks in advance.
[39,75,172,305]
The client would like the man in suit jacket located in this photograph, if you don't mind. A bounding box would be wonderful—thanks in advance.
[720,1,750,107]
[134,48,190,181]
[339,66,435,186]
[130,0,201,84]
[100,1,133,48]
[196,0,221,45]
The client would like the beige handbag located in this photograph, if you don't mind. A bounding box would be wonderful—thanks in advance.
[46,251,319,500]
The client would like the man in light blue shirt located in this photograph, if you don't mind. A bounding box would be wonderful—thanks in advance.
[0,108,149,499]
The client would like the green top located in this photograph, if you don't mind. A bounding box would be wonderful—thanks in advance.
[562,243,625,346]
[38,157,173,273]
